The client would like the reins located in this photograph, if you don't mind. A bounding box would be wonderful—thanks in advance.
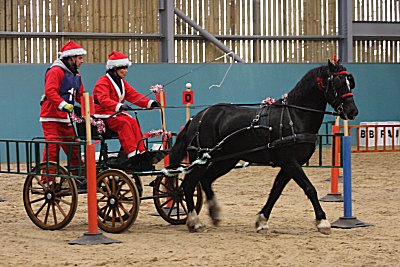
[271,103,338,116]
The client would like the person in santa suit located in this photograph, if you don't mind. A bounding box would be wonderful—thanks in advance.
[39,40,86,174]
[93,51,161,164]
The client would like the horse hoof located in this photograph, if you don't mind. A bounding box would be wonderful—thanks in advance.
[207,198,222,227]
[318,227,331,235]
[255,214,269,233]
[256,224,269,233]
[187,224,206,233]
[211,218,221,227]
[316,219,331,235]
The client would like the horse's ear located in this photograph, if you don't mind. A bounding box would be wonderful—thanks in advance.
[328,59,335,72]
[336,58,342,65]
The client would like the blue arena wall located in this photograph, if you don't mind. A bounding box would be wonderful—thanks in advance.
[0,63,399,140]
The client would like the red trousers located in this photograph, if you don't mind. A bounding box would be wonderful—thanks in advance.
[41,121,80,166]
[106,114,146,157]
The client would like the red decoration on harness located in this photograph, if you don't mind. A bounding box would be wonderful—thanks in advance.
[333,54,337,63]
[143,129,164,138]
[150,84,164,95]
[317,77,325,92]
[341,92,354,98]
[261,97,276,106]
[333,71,348,76]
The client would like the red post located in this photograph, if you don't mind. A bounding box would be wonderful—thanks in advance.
[157,91,170,166]
[83,93,99,234]
[86,143,98,234]
[69,92,120,244]
[331,125,340,194]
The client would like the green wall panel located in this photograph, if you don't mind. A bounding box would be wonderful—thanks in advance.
[1,63,399,141]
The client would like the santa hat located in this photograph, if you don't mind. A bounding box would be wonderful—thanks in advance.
[106,51,132,69]
[58,41,86,59]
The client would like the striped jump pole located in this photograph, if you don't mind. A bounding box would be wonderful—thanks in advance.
[69,93,121,245]
[331,120,373,229]
[320,117,343,202]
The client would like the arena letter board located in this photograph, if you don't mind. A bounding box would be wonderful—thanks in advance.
[182,91,194,104]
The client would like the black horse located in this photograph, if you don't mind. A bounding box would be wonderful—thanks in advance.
[168,60,358,234]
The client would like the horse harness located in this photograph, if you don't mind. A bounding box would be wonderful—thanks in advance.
[187,101,319,164]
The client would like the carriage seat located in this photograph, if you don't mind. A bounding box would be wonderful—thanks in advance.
[74,107,118,140]
[75,117,119,140]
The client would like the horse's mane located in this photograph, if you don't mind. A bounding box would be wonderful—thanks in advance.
[286,65,329,104]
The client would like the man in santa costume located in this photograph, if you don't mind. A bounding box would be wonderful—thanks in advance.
[39,40,86,176]
[93,51,161,165]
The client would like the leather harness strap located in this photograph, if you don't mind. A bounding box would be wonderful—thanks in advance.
[186,103,318,164]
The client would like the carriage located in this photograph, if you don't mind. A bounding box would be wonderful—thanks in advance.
[1,59,358,235]
[0,107,203,234]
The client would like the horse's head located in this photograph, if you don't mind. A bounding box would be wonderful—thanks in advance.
[325,59,358,120]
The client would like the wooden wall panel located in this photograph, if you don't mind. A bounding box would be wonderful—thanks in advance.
[1,0,399,63]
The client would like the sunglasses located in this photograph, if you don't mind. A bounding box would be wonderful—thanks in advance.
[115,66,128,70]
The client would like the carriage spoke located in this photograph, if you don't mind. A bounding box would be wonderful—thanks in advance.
[97,187,107,196]
[55,189,72,196]
[178,199,188,214]
[34,201,47,217]
[166,200,177,217]
[98,205,108,213]
[30,196,46,204]
[116,207,124,224]
[54,201,68,218]
[118,203,131,217]
[30,187,46,194]
[44,204,51,224]
[175,200,181,220]
[52,203,57,224]
[119,199,134,204]
[112,209,116,227]
[159,197,173,209]
[102,206,112,223]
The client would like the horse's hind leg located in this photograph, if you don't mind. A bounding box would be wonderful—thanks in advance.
[256,169,291,233]
[288,164,331,235]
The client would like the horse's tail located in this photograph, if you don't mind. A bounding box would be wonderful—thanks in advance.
[168,119,192,169]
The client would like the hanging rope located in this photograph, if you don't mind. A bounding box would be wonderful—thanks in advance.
[208,52,234,90]
[128,51,236,107]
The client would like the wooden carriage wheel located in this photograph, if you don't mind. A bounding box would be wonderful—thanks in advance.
[23,162,78,230]
[153,174,203,225]
[96,169,140,233]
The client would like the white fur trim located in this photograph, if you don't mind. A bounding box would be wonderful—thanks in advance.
[116,103,123,112]
[106,58,132,69]
[127,151,138,158]
[127,150,145,158]
[106,73,125,101]
[58,48,86,59]
[39,117,70,123]
[58,101,68,110]
[147,100,154,108]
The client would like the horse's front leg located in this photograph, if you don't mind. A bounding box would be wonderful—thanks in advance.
[256,169,291,233]
[182,166,207,232]
[289,164,331,235]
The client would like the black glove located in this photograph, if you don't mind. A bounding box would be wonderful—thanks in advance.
[150,101,161,109]
[119,104,130,111]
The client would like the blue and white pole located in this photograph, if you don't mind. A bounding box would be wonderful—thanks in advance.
[331,120,373,229]
[342,135,352,218]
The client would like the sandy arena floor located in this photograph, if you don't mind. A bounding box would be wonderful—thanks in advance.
[0,150,399,266]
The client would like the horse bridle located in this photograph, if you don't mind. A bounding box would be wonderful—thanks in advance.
[319,70,355,117]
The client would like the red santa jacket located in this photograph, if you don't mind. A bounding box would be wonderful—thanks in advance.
[39,59,85,123]
[93,73,153,118]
